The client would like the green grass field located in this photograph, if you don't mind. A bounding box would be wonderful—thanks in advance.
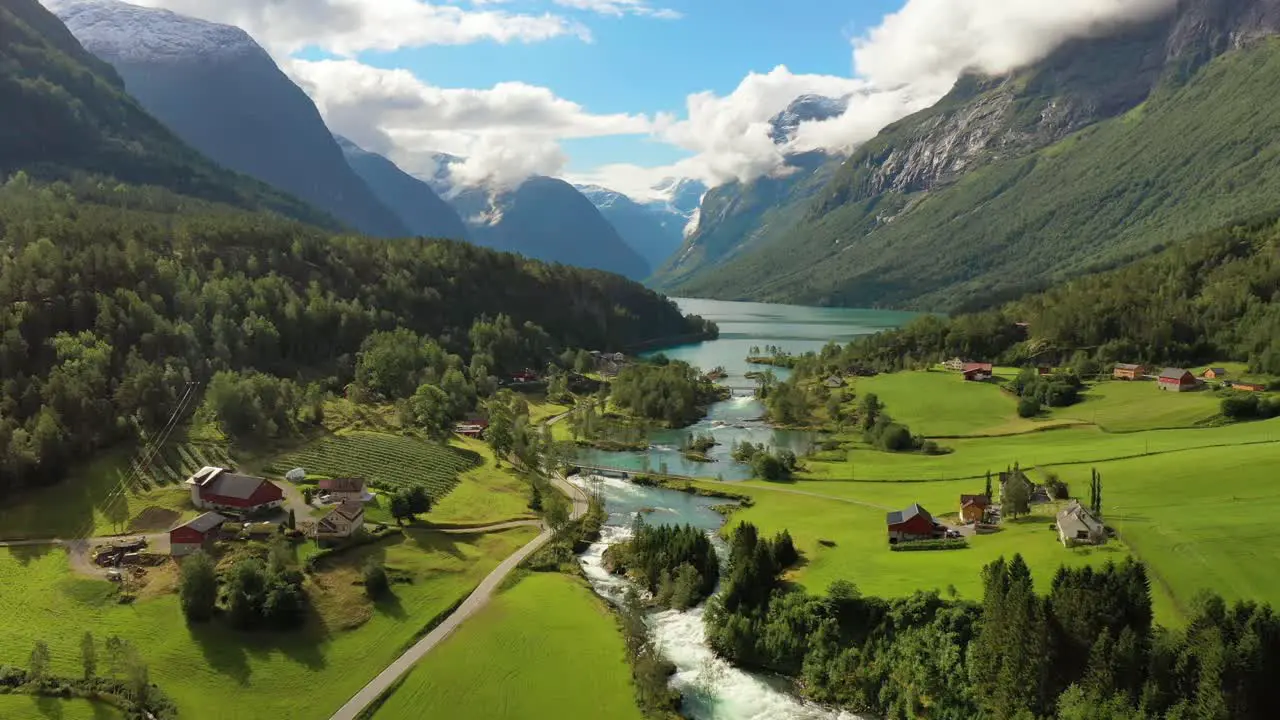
[0,695,125,720]
[1050,379,1224,432]
[801,417,1280,482]
[852,370,1064,436]
[1042,443,1280,620]
[413,438,536,526]
[703,480,1180,623]
[372,572,643,720]
[0,526,537,720]
[270,431,480,499]
[0,441,231,540]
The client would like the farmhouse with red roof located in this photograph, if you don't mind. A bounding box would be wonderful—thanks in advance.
[185,466,283,512]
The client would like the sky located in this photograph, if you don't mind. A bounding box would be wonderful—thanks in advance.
[117,0,1179,200]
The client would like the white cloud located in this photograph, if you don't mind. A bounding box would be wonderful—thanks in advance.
[125,0,590,57]
[287,59,654,190]
[552,0,681,20]
[582,0,1178,197]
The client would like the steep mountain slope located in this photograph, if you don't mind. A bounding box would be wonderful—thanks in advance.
[577,180,704,272]
[681,0,1280,310]
[0,0,336,227]
[449,176,651,280]
[49,0,407,238]
[652,94,848,290]
[336,136,468,241]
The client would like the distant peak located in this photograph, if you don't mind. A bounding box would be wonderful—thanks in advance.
[47,0,267,63]
[769,93,850,145]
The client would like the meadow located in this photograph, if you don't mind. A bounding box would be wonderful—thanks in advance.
[1049,378,1224,432]
[0,526,538,720]
[372,572,643,720]
[410,437,537,526]
[0,695,125,720]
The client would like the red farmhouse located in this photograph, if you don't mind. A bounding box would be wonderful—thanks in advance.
[1157,368,1197,393]
[962,363,994,382]
[885,504,947,544]
[169,512,227,556]
[185,466,283,512]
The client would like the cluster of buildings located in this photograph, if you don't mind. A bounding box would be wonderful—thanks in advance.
[1114,364,1267,392]
[170,466,370,557]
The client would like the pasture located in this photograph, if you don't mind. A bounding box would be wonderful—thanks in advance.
[0,695,125,720]
[800,417,1280,482]
[852,370,1061,436]
[1050,379,1223,432]
[422,437,537,526]
[1042,443,1280,620]
[0,441,229,540]
[0,526,537,720]
[707,480,1180,622]
[270,431,480,500]
[372,572,643,720]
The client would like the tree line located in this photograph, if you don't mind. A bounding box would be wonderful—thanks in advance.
[609,359,729,427]
[702,525,1279,719]
[0,177,713,498]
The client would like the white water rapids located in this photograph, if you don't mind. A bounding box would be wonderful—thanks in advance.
[572,475,864,720]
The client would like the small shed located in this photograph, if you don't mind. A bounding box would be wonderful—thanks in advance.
[1157,368,1197,392]
[1201,367,1228,379]
[1231,381,1267,392]
[1113,363,1145,380]
[959,494,991,524]
[169,512,227,557]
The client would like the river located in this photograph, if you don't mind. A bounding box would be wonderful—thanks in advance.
[576,298,918,479]
[572,299,914,720]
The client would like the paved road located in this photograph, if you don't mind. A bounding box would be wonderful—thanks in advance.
[328,473,587,720]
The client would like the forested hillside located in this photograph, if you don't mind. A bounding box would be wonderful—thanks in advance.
[674,0,1280,311]
[824,212,1280,374]
[0,0,337,229]
[0,177,714,497]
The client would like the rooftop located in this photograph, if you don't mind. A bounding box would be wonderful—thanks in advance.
[175,511,227,534]
[187,466,270,499]
[886,503,934,526]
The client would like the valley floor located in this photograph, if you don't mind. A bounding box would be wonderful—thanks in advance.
[702,366,1280,625]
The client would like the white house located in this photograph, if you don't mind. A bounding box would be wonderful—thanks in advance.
[314,501,365,540]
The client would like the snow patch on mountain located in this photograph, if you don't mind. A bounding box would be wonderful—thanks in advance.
[45,0,266,63]
[769,94,851,145]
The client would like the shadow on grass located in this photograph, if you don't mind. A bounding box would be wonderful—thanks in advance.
[374,590,407,620]
[188,605,331,686]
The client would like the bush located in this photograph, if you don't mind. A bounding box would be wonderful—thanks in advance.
[890,538,969,552]
[178,551,217,622]
[363,559,389,598]
[1018,396,1042,418]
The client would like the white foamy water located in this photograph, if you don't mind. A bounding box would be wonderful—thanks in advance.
[573,475,864,720]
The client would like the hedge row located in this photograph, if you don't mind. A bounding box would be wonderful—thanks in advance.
[890,538,969,552]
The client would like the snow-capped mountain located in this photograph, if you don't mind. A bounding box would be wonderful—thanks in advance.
[768,93,850,145]
[335,136,468,241]
[576,179,706,272]
[44,0,262,63]
[49,0,407,238]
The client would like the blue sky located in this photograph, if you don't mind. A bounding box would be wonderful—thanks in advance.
[340,0,900,174]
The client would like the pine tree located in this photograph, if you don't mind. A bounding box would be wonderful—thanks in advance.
[985,470,993,499]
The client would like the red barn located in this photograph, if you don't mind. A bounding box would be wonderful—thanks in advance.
[962,363,993,382]
[169,512,227,556]
[886,504,947,544]
[1157,368,1197,393]
[185,466,283,512]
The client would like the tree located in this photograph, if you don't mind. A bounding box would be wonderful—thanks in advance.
[546,494,571,533]
[1090,468,1104,517]
[1002,471,1031,519]
[363,558,389,598]
[226,558,269,629]
[985,470,993,499]
[389,491,413,525]
[406,486,432,516]
[28,640,50,682]
[529,482,543,511]
[104,636,125,679]
[179,550,219,622]
[123,645,150,710]
[1018,396,1042,418]
[80,631,97,680]
[404,383,452,440]
[286,508,296,530]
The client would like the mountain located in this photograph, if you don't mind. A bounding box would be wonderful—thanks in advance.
[672,0,1280,311]
[335,136,468,241]
[577,179,706,273]
[0,0,336,227]
[447,175,651,280]
[49,0,408,238]
[651,94,848,290]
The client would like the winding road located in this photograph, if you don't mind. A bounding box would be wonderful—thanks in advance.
[328,473,588,720]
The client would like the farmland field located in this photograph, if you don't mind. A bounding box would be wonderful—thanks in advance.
[0,695,126,720]
[402,437,536,526]
[800,417,1280,482]
[0,441,230,540]
[1049,379,1224,432]
[0,526,537,720]
[270,431,480,499]
[851,369,1066,437]
[706,480,1180,623]
[372,572,643,720]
